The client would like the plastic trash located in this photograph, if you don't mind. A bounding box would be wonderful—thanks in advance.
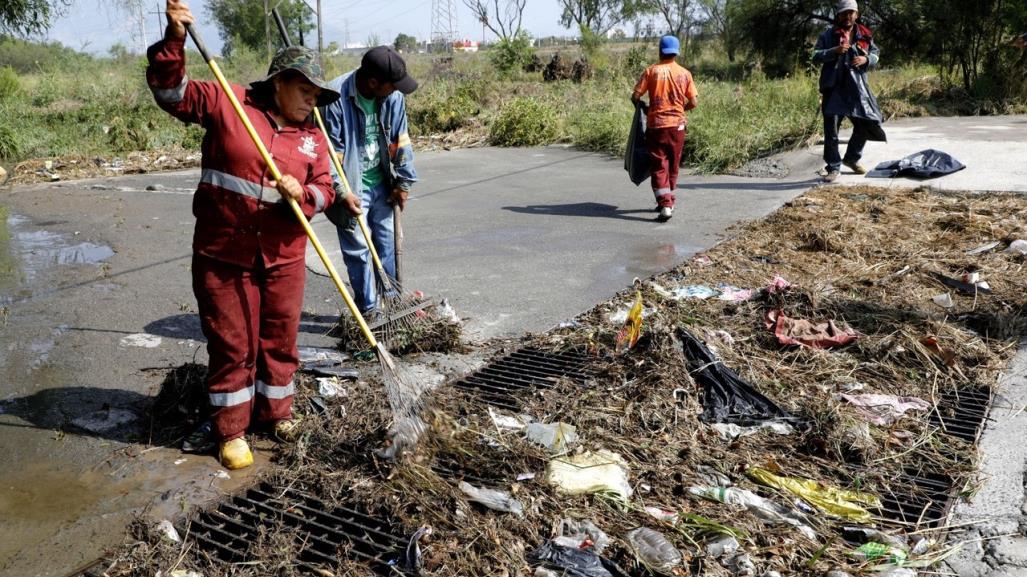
[747,467,881,522]
[696,465,732,488]
[644,506,679,523]
[877,568,916,577]
[867,149,965,179]
[615,291,644,351]
[851,542,907,564]
[488,407,529,431]
[689,486,817,540]
[157,519,181,543]
[705,535,740,557]
[930,271,992,295]
[298,346,349,364]
[932,293,954,309]
[458,481,525,517]
[678,328,802,427]
[547,450,633,501]
[525,422,578,453]
[534,568,560,577]
[966,241,1001,255]
[652,284,720,300]
[717,284,756,302]
[625,100,651,186]
[169,571,203,577]
[316,377,346,398]
[1006,239,1027,255]
[528,541,631,577]
[840,393,931,426]
[726,552,757,576]
[554,518,610,554]
[436,298,461,324]
[711,422,795,440]
[826,572,854,577]
[626,527,681,574]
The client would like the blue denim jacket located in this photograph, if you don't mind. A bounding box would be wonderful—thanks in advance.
[321,70,417,197]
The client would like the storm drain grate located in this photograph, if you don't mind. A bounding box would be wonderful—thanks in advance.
[871,385,992,528]
[182,484,416,575]
[454,347,595,410]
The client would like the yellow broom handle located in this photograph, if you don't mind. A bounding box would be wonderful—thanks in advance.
[184,24,377,348]
[312,109,390,276]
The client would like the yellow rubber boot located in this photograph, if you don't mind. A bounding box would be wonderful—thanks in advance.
[219,437,253,470]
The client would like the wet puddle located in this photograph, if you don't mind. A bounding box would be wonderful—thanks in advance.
[0,213,115,304]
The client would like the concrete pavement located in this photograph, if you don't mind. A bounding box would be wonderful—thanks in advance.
[1,115,1026,576]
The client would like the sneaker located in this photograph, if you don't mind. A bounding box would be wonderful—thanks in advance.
[843,160,867,174]
[657,206,674,222]
[219,437,254,470]
[182,420,215,454]
[822,170,840,183]
[273,417,302,443]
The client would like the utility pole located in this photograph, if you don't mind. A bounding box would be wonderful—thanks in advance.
[317,0,324,55]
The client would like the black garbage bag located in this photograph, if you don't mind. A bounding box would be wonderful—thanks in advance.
[678,328,802,427]
[624,101,650,186]
[867,149,966,179]
[528,541,631,577]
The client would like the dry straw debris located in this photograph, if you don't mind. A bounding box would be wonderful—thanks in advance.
[107,186,1027,577]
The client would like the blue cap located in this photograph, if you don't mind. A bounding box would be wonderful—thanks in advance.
[659,35,680,56]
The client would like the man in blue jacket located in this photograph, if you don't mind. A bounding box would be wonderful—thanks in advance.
[812,0,882,182]
[322,46,418,314]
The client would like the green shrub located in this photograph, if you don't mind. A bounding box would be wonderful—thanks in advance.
[0,124,20,159]
[489,97,559,146]
[0,66,19,99]
[489,31,535,74]
[409,89,478,133]
[568,101,631,155]
[622,44,650,80]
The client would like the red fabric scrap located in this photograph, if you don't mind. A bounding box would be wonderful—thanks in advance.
[765,309,858,349]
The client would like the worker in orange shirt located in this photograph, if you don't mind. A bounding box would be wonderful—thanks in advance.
[631,35,698,222]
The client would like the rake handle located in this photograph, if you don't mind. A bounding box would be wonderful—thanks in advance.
[183,23,378,348]
[394,205,404,285]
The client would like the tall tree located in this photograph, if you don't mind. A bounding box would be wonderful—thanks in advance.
[206,0,314,57]
[394,33,418,53]
[629,0,698,52]
[697,0,739,61]
[1,0,71,37]
[463,0,527,41]
[557,0,628,36]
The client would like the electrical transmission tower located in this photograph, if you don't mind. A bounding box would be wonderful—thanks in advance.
[430,0,457,51]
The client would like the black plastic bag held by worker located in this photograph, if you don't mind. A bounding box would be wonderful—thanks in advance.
[529,541,631,577]
[678,328,803,427]
[624,101,650,186]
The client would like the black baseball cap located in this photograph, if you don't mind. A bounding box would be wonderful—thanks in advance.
[360,45,418,94]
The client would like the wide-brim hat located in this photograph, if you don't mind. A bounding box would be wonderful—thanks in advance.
[252,46,340,107]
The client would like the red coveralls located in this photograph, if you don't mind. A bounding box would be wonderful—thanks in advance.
[632,61,698,208]
[146,37,334,442]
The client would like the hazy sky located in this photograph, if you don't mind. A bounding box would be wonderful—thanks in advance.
[43,0,569,55]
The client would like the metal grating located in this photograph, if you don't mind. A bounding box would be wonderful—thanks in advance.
[183,484,416,575]
[872,385,992,528]
[454,347,595,410]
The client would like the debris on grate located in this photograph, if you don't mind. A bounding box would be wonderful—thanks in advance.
[183,484,417,575]
[454,347,595,410]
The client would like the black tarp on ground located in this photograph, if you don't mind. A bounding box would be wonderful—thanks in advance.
[867,149,966,179]
[624,101,650,186]
[678,327,803,427]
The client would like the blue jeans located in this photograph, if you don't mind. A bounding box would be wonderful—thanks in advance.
[337,181,396,313]
[823,114,868,172]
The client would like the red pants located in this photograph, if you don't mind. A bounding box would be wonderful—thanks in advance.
[646,125,686,208]
[193,253,304,442]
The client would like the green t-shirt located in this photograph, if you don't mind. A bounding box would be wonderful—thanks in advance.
[355,92,384,191]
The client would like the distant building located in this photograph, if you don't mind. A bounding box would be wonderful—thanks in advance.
[453,39,479,52]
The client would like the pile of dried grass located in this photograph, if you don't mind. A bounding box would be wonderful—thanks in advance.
[108,186,1027,576]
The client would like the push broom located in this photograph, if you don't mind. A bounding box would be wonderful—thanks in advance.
[268,11,436,352]
[182,22,425,458]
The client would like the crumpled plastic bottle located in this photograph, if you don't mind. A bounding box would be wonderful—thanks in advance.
[626,527,681,574]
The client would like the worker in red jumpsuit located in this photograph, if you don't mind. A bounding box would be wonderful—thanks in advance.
[147,0,352,469]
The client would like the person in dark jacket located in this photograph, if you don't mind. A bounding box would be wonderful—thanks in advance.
[812,0,882,182]
[147,0,339,470]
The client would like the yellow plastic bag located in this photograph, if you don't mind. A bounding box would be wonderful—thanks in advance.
[747,467,881,522]
[616,291,644,352]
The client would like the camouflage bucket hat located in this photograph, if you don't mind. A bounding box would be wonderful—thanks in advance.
[254,46,340,106]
